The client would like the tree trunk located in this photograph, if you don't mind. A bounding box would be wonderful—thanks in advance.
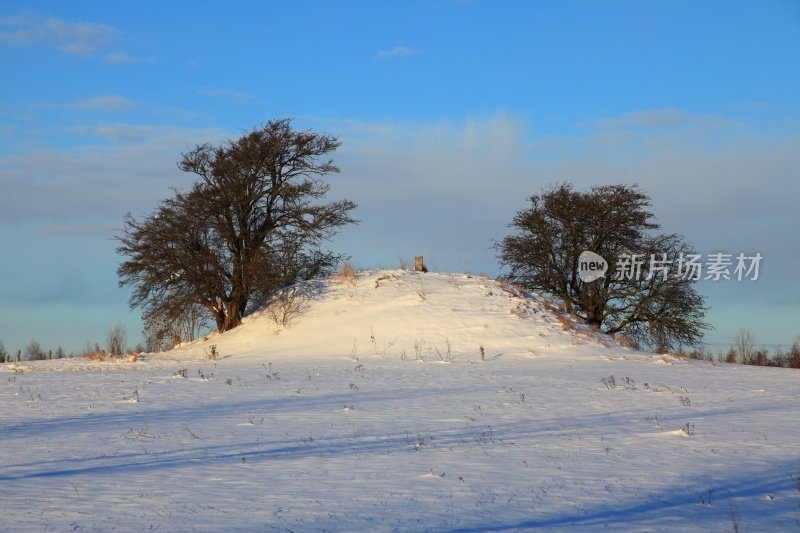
[222,303,243,331]
[205,295,247,333]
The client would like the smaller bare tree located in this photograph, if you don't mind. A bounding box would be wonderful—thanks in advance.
[25,339,45,361]
[106,324,128,356]
[143,304,211,352]
[789,337,800,369]
[734,328,756,364]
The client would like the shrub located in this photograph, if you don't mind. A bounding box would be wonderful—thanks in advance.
[686,347,710,360]
[748,348,769,366]
[723,348,737,364]
[265,286,310,329]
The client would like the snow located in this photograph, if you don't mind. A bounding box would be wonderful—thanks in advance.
[2,270,798,532]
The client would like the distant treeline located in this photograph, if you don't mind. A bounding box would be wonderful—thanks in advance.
[1,324,144,363]
[676,329,800,369]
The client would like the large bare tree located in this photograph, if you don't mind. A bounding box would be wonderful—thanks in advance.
[117,119,357,334]
[497,182,709,350]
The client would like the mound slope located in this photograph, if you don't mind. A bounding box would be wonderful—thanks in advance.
[171,269,630,363]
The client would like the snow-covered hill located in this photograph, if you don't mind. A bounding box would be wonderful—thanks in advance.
[2,270,798,532]
[170,269,627,364]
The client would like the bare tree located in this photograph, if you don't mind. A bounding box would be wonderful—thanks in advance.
[734,328,757,364]
[497,182,709,350]
[25,339,45,361]
[106,323,127,356]
[117,119,357,333]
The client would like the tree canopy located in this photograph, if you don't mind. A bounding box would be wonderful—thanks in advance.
[117,119,357,335]
[497,182,709,350]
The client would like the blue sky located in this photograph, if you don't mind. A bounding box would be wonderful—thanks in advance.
[1,0,798,355]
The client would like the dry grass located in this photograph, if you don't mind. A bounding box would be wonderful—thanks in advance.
[553,312,575,330]
[335,261,358,286]
[614,334,640,350]
[497,278,528,299]
[82,350,109,361]
[81,349,140,363]
[446,273,461,290]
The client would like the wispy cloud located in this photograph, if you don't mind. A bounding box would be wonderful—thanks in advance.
[324,112,798,282]
[729,101,772,111]
[0,12,47,43]
[0,124,17,137]
[376,45,419,60]
[0,11,139,62]
[195,87,258,105]
[67,95,136,112]
[104,51,140,64]
[80,123,158,143]
[45,16,114,55]
[321,114,535,272]
[0,124,226,232]
[617,109,695,128]
[597,108,732,130]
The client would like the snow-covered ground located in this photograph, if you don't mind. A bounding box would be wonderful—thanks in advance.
[2,270,798,532]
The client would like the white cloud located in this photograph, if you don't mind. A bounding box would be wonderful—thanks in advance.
[376,45,419,60]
